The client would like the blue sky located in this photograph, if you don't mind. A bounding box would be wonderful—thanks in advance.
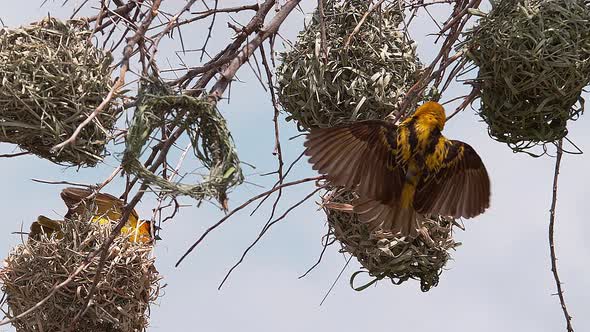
[1,1,589,332]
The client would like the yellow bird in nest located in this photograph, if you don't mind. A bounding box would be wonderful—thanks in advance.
[304,101,491,237]
[29,187,153,243]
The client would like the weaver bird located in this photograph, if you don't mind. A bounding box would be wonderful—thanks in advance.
[29,187,153,243]
[304,101,490,237]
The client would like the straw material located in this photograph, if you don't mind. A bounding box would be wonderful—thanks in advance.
[122,83,243,204]
[325,189,459,292]
[0,17,117,166]
[277,0,422,130]
[0,213,160,332]
[465,0,590,153]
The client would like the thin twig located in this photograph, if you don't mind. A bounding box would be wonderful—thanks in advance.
[0,151,30,158]
[548,138,575,332]
[250,150,306,216]
[200,0,219,61]
[320,255,352,306]
[256,42,286,227]
[299,228,335,279]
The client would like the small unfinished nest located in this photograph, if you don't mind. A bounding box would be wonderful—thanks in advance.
[465,0,590,153]
[0,17,116,166]
[0,214,160,332]
[324,189,460,292]
[277,0,422,130]
[122,82,243,206]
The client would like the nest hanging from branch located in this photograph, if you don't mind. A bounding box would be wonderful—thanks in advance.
[122,82,243,206]
[0,214,160,332]
[277,0,423,130]
[465,0,590,153]
[324,189,460,292]
[0,17,117,166]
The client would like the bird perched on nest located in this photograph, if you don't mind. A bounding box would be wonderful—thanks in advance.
[29,187,153,243]
[304,101,490,237]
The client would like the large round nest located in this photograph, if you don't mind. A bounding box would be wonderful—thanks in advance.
[0,215,160,332]
[324,189,460,292]
[465,0,590,153]
[277,0,422,130]
[0,18,116,166]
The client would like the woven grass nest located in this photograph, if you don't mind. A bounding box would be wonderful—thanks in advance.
[465,0,590,153]
[0,214,160,332]
[122,83,243,206]
[0,17,116,166]
[324,189,460,292]
[277,0,422,131]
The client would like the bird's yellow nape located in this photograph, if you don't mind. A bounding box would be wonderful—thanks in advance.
[414,101,446,130]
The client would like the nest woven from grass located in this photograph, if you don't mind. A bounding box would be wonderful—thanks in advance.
[277,0,422,130]
[0,214,160,332]
[0,17,116,166]
[122,83,243,205]
[324,189,460,292]
[465,0,590,153]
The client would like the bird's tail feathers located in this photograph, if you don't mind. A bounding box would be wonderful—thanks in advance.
[353,197,418,237]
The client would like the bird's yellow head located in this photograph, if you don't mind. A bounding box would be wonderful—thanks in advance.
[413,101,446,131]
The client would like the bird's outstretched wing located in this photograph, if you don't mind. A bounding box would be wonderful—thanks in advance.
[61,187,139,223]
[304,120,404,204]
[414,140,490,218]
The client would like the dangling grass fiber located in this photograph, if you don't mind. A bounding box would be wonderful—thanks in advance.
[122,83,243,205]
[0,17,117,166]
[464,0,590,154]
[277,0,422,131]
[324,189,460,292]
[0,214,160,332]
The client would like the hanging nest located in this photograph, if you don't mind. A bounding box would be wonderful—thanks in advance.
[277,0,423,130]
[0,17,116,166]
[122,82,243,207]
[324,189,460,292]
[464,0,590,153]
[0,214,160,332]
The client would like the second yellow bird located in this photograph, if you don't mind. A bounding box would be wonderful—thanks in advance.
[29,187,152,243]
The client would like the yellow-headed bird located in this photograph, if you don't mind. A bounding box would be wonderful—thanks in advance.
[304,101,490,237]
[29,187,152,243]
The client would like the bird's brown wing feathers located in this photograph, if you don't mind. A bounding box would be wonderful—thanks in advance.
[414,140,490,218]
[305,121,418,235]
[352,197,418,237]
[61,187,140,222]
[304,120,404,204]
[29,215,63,240]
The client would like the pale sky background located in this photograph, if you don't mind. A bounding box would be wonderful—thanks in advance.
[1,1,589,332]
